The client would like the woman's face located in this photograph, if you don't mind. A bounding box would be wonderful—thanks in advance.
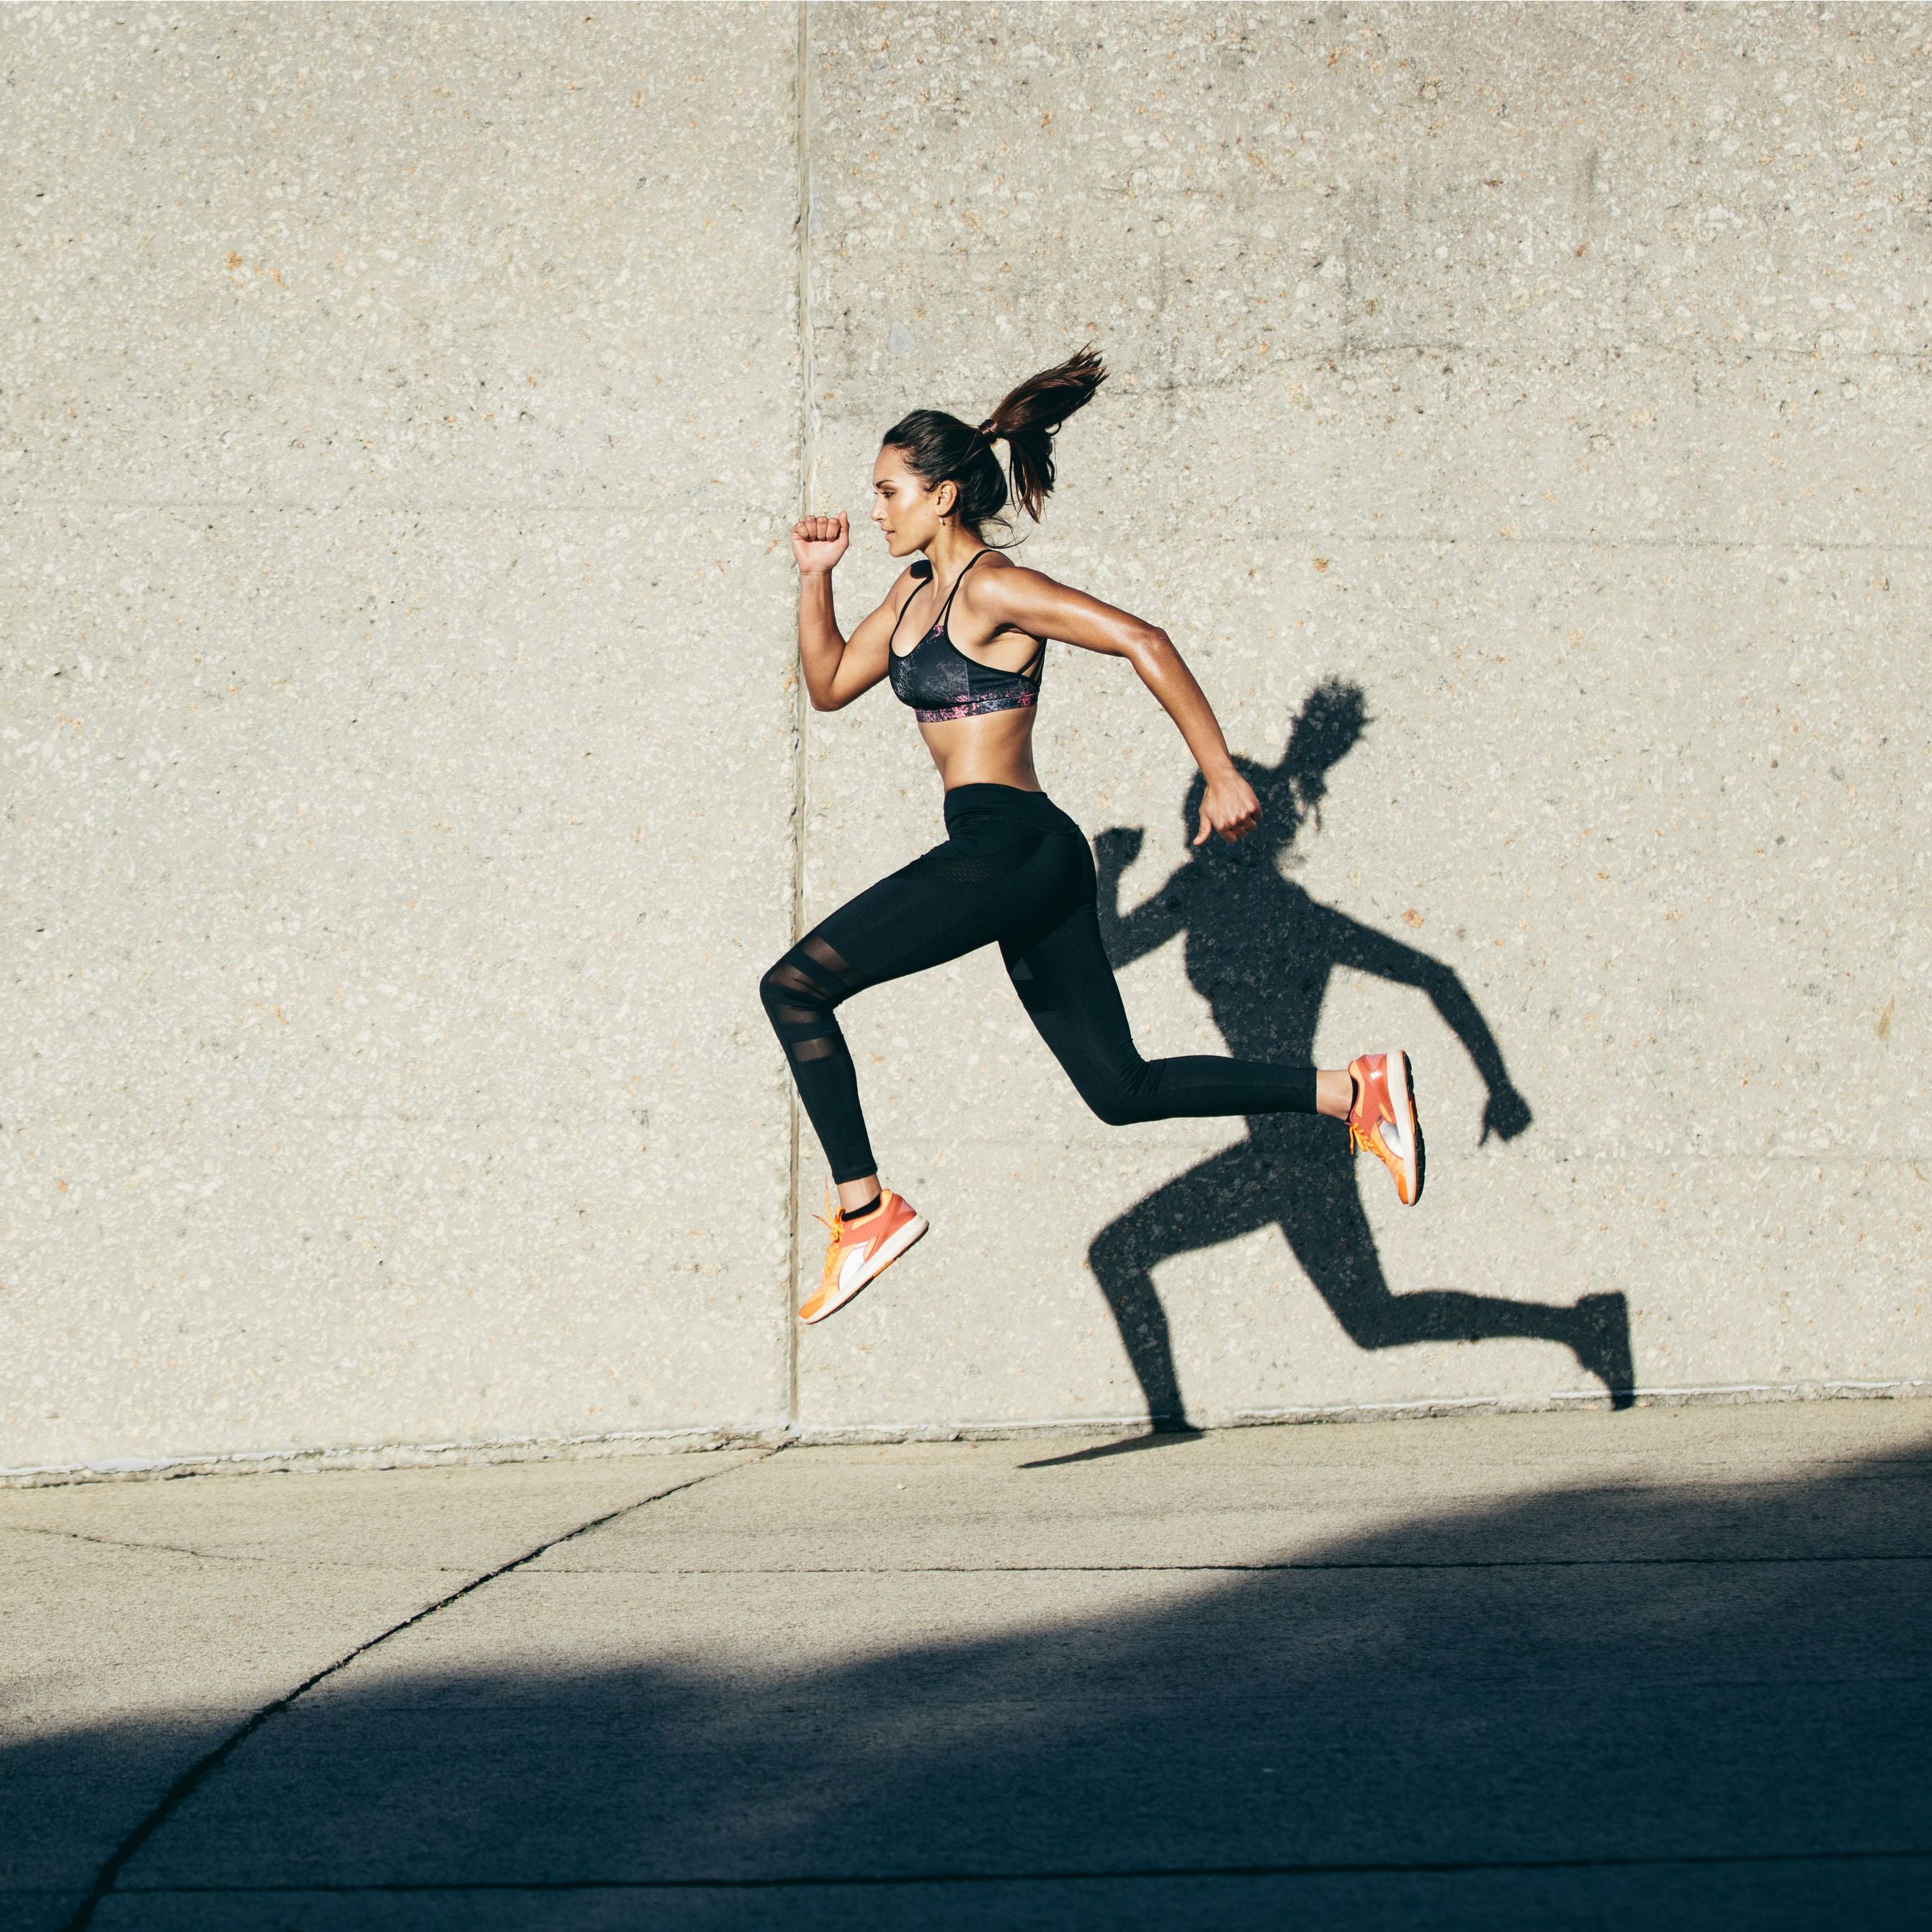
[870,445,952,555]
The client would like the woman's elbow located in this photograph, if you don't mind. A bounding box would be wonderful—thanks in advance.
[1124,626,1176,675]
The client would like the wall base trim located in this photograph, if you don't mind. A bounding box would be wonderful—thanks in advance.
[6,1377,1924,1488]
[0,1424,788,1490]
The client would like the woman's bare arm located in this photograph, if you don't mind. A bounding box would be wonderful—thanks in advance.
[969,565,1263,844]
[791,512,909,712]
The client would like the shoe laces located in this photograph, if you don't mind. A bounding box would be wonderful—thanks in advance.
[812,1184,883,1288]
[810,1184,846,1284]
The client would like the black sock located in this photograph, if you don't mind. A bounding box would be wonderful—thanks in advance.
[841,1191,882,1223]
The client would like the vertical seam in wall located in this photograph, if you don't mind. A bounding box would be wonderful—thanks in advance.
[785,0,813,1431]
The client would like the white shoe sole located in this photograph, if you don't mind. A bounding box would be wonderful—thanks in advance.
[800,1213,929,1324]
[1385,1050,1420,1206]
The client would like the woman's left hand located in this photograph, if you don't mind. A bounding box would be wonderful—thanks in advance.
[1194,769,1263,845]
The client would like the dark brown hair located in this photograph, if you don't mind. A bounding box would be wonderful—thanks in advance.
[881,343,1108,543]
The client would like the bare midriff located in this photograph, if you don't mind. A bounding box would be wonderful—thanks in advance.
[918,706,1044,792]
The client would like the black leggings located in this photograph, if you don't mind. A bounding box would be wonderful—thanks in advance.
[761,783,1319,1184]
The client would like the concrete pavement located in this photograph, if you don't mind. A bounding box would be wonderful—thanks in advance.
[4,1400,1929,1928]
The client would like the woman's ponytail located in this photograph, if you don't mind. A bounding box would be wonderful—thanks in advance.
[881,341,1109,543]
[979,342,1108,524]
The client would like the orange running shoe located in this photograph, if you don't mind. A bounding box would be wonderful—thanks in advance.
[799,1184,929,1324]
[1347,1050,1423,1205]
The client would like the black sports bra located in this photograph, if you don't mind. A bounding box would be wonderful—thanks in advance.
[887,549,1045,723]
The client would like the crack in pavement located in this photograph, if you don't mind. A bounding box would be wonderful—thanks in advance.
[1,1522,486,1574]
[100,1843,1932,1895]
[2,1524,252,1566]
[14,1524,1928,1580]
[527,1550,1932,1577]
[57,1450,775,1932]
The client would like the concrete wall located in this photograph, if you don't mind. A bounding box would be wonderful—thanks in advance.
[5,3,1928,1474]
[3,3,804,1472]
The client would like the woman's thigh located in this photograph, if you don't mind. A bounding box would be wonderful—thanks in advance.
[810,826,1087,996]
[1000,890,1142,1086]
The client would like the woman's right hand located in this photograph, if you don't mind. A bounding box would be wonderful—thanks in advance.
[792,511,849,577]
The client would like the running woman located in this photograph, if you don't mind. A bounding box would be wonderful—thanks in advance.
[769,345,1420,1323]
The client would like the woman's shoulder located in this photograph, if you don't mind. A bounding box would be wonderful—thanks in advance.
[960,550,1053,604]
[960,550,1051,645]
[975,549,1060,583]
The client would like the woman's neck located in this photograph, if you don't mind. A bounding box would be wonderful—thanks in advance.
[924,529,988,578]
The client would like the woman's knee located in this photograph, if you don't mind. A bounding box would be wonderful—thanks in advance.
[759,952,837,1034]
[1083,1090,1141,1129]
[756,960,791,1025]
[1070,1063,1155,1129]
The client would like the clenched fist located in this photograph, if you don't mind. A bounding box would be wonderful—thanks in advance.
[791,511,850,577]
[1193,768,1263,846]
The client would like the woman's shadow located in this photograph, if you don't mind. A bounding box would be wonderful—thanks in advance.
[1052,678,1633,1460]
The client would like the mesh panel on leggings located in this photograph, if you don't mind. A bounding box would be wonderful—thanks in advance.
[904,832,1044,888]
[764,961,819,998]
[759,933,877,1182]
[759,942,851,1066]
[801,935,859,983]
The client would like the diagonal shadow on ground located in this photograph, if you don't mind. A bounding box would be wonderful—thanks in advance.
[8,1434,1930,1931]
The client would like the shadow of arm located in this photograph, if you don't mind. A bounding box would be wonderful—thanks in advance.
[1329,912,1533,1141]
[1094,827,1188,969]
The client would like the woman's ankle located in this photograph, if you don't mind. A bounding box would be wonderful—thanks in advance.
[836,1176,884,1217]
[1315,1068,1354,1121]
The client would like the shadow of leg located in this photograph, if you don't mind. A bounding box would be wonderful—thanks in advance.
[1084,1141,1274,1434]
[1279,1140,1638,1408]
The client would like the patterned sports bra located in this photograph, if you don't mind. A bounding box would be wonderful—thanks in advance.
[887,548,1045,723]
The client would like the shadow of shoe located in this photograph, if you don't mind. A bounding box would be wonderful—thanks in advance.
[1021,1423,1206,1470]
[1572,1290,1637,1411]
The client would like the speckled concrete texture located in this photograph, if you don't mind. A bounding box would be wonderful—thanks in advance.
[3,5,804,1470]
[794,5,1931,1431]
[5,4,1928,1471]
